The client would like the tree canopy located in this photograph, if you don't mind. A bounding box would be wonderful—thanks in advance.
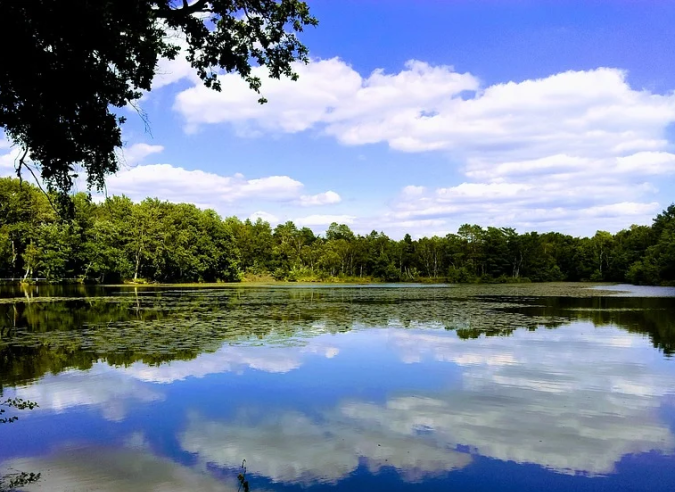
[0,0,317,194]
[2,177,674,286]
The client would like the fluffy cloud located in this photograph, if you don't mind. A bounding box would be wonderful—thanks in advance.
[104,165,300,203]
[152,50,200,91]
[174,57,397,134]
[12,365,163,422]
[382,179,664,235]
[5,57,675,235]
[340,386,673,477]
[6,314,674,485]
[383,181,664,236]
[362,324,675,475]
[249,210,279,224]
[96,163,340,216]
[141,29,201,93]
[180,410,471,485]
[0,148,18,175]
[177,323,675,483]
[2,446,242,492]
[172,61,675,158]
[298,190,341,206]
[6,338,339,426]
[0,132,22,176]
[0,139,163,184]
[0,134,339,221]
[120,341,340,384]
[116,143,164,167]
[294,214,356,227]
[170,60,675,235]
[396,149,675,234]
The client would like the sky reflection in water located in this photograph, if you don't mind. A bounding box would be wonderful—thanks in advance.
[1,285,674,491]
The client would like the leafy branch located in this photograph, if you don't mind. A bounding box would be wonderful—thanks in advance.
[0,398,39,424]
[237,459,250,492]
[0,471,41,492]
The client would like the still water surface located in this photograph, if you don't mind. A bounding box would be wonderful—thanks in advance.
[1,283,674,491]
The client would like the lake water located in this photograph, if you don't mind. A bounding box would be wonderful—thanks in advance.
[1,283,674,491]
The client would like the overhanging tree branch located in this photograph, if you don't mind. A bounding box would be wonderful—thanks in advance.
[157,0,212,18]
[0,0,317,197]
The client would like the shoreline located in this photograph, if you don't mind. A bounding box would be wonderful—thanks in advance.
[7,280,622,288]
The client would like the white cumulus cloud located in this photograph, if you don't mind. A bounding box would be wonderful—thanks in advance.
[298,190,341,206]
[11,365,163,422]
[249,210,280,224]
[0,148,18,175]
[120,341,340,384]
[0,131,10,150]
[173,58,479,137]
[92,163,341,221]
[3,447,241,492]
[117,143,165,167]
[294,214,356,227]
[170,60,675,235]
[180,410,471,485]
[103,164,301,203]
[5,57,675,236]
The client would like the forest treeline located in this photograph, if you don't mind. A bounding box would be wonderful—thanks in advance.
[1,177,674,285]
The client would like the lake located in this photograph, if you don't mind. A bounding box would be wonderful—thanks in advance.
[1,283,674,491]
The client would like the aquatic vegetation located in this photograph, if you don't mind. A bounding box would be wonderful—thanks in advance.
[0,284,673,386]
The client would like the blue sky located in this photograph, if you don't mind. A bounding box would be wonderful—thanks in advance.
[3,0,675,238]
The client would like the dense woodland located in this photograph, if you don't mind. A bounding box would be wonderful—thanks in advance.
[1,177,674,285]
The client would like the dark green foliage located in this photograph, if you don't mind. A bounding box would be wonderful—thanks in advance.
[1,178,674,285]
[1,285,674,388]
[0,397,38,424]
[0,178,240,283]
[0,471,41,491]
[0,0,317,194]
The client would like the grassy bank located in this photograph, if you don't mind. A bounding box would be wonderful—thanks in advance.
[108,274,534,287]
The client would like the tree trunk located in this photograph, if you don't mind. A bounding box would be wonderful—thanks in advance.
[10,239,17,275]
[134,245,142,280]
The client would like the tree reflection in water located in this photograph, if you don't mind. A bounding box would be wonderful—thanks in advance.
[1,284,673,387]
[0,284,673,491]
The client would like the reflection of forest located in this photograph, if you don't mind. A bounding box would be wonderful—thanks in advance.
[1,285,673,386]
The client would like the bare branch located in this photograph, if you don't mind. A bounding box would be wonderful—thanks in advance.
[157,0,212,19]
[15,150,59,215]
[14,147,29,187]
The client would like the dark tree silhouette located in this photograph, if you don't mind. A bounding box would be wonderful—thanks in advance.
[0,0,317,195]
